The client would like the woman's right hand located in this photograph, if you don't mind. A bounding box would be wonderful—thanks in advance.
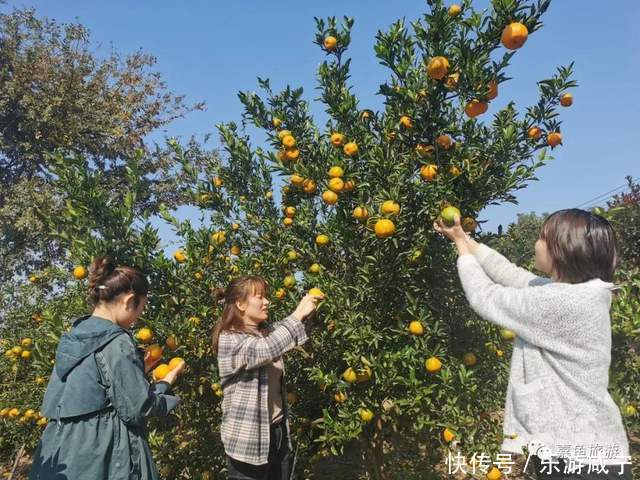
[292,293,323,321]
[160,360,185,386]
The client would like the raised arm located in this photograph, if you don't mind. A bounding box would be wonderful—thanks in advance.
[96,336,179,428]
[217,315,308,378]
[467,237,549,288]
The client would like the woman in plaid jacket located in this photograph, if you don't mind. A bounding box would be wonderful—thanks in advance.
[213,275,323,480]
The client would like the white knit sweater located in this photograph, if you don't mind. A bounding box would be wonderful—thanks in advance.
[457,244,630,466]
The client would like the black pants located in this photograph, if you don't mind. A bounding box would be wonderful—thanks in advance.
[532,456,632,480]
[227,420,291,480]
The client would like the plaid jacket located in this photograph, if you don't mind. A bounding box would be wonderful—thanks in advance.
[217,315,308,465]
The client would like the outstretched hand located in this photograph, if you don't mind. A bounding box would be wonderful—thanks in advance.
[433,215,473,257]
[433,215,467,243]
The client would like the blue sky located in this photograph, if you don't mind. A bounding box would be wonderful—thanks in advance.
[7,0,640,247]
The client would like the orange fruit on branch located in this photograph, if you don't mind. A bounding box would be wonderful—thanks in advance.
[547,132,562,148]
[465,100,489,118]
[560,93,573,107]
[501,22,529,50]
[343,142,359,157]
[323,36,338,51]
[426,56,450,80]
[374,219,396,238]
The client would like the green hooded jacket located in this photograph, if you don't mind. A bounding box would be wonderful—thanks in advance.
[29,315,179,480]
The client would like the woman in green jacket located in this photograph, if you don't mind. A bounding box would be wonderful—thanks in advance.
[29,256,184,480]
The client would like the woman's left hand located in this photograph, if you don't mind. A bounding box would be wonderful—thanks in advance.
[144,350,161,374]
[433,215,467,244]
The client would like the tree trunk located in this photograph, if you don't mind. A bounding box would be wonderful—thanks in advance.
[361,419,388,480]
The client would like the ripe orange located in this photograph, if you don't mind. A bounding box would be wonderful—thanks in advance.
[286,250,298,261]
[330,133,345,147]
[443,428,456,442]
[303,179,317,194]
[147,344,164,361]
[343,142,359,157]
[284,206,296,218]
[342,179,356,192]
[275,288,286,299]
[425,357,442,373]
[465,100,489,118]
[560,93,573,107]
[352,206,369,222]
[487,81,498,100]
[426,56,450,80]
[213,176,224,188]
[328,177,345,193]
[400,115,413,129]
[501,22,529,50]
[322,190,338,205]
[291,174,305,186]
[283,218,294,227]
[359,408,374,423]
[408,321,424,336]
[211,231,226,244]
[232,223,240,231]
[272,118,283,128]
[283,275,296,289]
[21,350,31,360]
[173,250,187,263]
[487,467,502,480]
[547,132,562,148]
[11,346,22,355]
[324,36,338,51]
[334,391,347,403]
[440,206,461,226]
[72,266,87,280]
[153,364,171,380]
[230,245,241,256]
[285,149,300,161]
[136,328,153,344]
[328,166,344,178]
[308,263,321,274]
[308,287,324,297]
[416,144,435,158]
[380,200,400,216]
[436,134,453,150]
[282,135,296,149]
[21,338,33,348]
[360,109,373,120]
[527,126,542,140]
[449,166,462,177]
[168,357,184,370]
[343,368,357,383]
[165,335,179,351]
[374,219,396,238]
[316,234,330,246]
[277,130,292,141]
[448,4,462,17]
[462,353,477,367]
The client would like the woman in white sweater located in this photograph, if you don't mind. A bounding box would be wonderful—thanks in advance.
[434,209,632,479]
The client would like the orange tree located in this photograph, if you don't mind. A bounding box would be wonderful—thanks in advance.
[206,1,579,478]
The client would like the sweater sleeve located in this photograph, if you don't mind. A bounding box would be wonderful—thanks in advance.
[457,254,564,350]
[96,336,179,427]
[217,315,308,379]
[473,243,549,288]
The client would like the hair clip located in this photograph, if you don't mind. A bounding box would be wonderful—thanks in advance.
[97,285,108,290]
